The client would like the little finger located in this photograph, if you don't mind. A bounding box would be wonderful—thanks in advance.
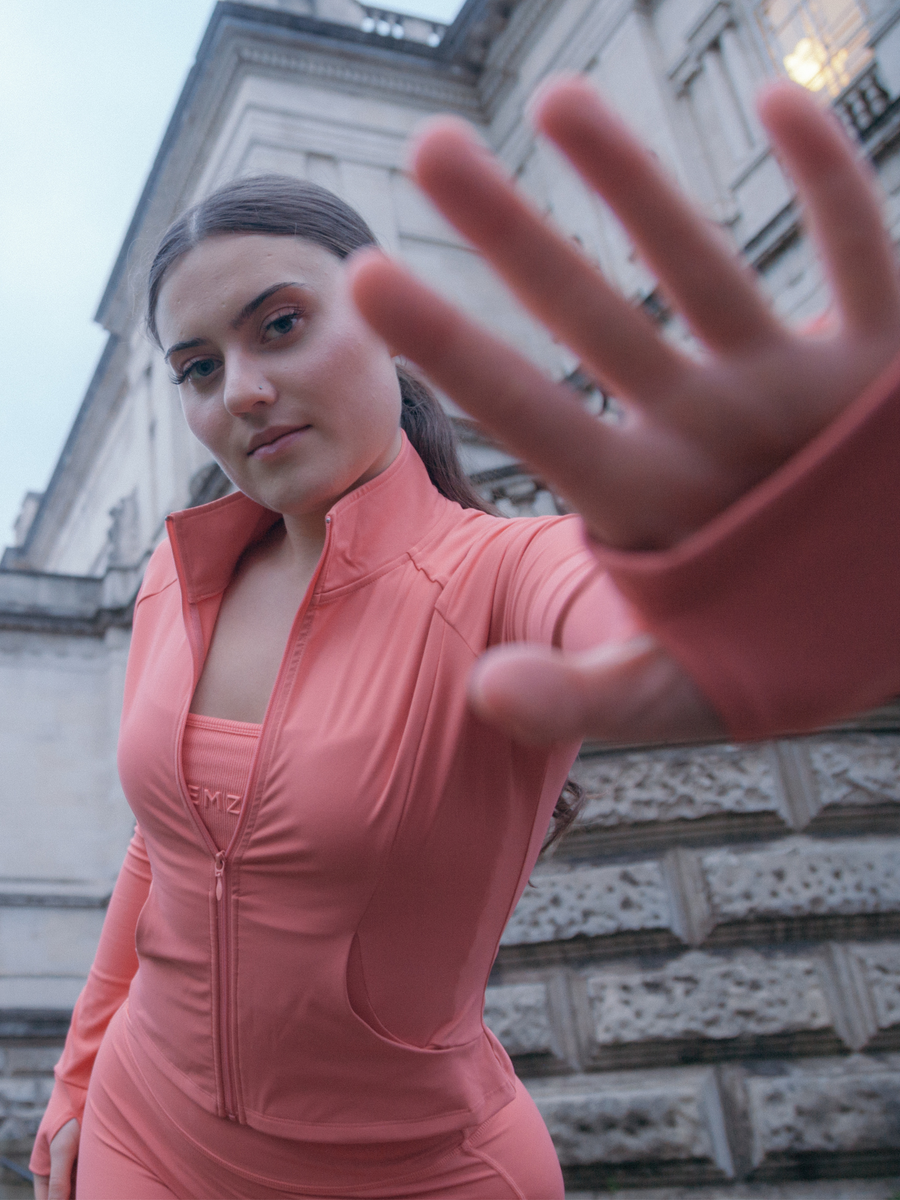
[758,80,900,338]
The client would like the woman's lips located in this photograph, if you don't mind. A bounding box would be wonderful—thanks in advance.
[248,426,311,459]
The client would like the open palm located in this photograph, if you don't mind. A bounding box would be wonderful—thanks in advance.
[350,77,900,744]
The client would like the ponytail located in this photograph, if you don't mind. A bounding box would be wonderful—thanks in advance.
[396,364,493,514]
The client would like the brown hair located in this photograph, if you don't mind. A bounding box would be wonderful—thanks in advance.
[146,174,490,513]
[147,174,583,846]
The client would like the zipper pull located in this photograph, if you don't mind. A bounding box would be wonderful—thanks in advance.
[214,852,226,901]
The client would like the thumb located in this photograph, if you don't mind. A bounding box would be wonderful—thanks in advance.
[47,1164,72,1200]
[47,1119,79,1200]
[468,635,725,746]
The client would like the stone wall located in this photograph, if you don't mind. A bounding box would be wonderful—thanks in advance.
[482,729,900,1195]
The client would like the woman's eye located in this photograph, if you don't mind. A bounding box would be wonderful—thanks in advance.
[262,310,302,342]
[171,358,219,386]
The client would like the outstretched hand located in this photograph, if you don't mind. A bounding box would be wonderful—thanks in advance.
[349,77,900,745]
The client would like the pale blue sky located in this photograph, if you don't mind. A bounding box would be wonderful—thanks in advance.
[0,0,463,552]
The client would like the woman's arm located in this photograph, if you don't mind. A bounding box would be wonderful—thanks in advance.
[30,827,151,1194]
[349,79,900,744]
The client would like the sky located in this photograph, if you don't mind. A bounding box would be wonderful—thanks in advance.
[0,0,464,553]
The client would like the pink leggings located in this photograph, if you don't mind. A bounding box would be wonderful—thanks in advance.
[75,1008,564,1199]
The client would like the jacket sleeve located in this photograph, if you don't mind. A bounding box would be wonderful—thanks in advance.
[29,827,152,1176]
[591,349,900,741]
[501,514,642,651]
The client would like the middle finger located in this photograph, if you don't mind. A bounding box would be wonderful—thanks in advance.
[409,115,686,403]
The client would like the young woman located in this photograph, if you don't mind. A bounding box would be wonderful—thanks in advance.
[32,76,900,1199]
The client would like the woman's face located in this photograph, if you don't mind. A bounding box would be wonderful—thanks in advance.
[156,233,402,523]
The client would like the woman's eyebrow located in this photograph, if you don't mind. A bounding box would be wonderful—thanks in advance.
[231,282,301,329]
[164,338,204,363]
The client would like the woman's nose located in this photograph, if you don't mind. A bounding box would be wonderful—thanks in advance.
[222,358,277,415]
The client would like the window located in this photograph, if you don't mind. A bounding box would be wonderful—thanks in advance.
[758,0,872,96]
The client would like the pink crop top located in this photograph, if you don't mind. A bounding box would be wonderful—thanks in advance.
[182,714,261,851]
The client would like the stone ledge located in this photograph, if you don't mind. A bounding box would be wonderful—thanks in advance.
[0,881,111,909]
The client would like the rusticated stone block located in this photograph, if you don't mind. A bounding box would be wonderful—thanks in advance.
[807,735,900,809]
[701,838,900,926]
[483,982,554,1056]
[501,862,672,946]
[849,943,900,1034]
[529,1068,730,1171]
[747,1056,900,1166]
[584,951,832,1048]
[573,745,783,828]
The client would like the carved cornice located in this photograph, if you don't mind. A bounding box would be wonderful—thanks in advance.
[234,42,482,111]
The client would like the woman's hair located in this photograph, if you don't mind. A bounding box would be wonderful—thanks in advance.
[146,174,491,513]
[147,174,584,847]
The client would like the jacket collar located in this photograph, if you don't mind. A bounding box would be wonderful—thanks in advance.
[165,434,446,604]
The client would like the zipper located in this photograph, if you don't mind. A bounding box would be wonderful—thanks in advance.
[213,850,238,1119]
[168,511,335,1125]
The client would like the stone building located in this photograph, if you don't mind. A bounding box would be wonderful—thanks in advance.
[2,0,900,1194]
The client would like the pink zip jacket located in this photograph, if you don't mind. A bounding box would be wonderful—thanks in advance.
[32,351,900,1170]
[34,435,637,1157]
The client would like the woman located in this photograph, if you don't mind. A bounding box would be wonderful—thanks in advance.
[32,76,900,1198]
